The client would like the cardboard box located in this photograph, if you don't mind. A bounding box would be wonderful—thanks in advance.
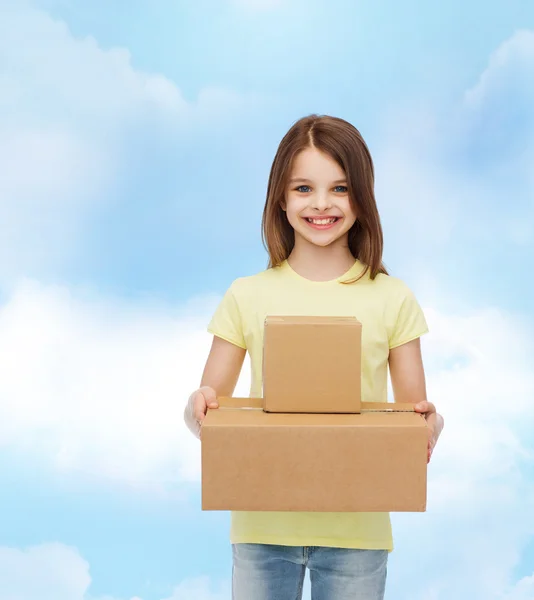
[263,316,362,413]
[201,397,428,512]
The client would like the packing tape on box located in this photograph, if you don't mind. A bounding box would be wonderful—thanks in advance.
[215,398,417,413]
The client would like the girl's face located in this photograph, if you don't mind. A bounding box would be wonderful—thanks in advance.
[284,146,357,249]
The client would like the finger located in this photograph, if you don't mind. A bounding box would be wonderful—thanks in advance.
[425,415,437,435]
[195,412,204,440]
[415,401,436,414]
[200,387,219,408]
[193,395,208,421]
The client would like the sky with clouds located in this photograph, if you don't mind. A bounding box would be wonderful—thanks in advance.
[0,0,533,599]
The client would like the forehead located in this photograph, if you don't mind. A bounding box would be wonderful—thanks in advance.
[290,147,345,180]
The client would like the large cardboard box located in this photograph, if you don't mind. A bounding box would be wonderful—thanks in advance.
[201,397,428,512]
[263,316,362,413]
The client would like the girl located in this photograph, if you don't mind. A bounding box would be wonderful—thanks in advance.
[184,114,444,600]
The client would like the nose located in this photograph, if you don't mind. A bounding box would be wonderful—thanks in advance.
[310,190,332,211]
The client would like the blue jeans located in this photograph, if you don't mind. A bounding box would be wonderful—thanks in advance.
[232,543,388,600]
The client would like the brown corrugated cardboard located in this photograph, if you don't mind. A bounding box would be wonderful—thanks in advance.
[201,398,428,512]
[263,316,362,413]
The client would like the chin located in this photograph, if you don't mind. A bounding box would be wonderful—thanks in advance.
[302,234,343,248]
[293,223,352,249]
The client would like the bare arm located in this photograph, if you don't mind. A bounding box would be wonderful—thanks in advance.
[389,338,444,462]
[183,336,246,438]
[199,335,246,394]
[388,337,427,405]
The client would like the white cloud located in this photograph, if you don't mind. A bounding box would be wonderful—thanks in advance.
[505,573,534,600]
[0,279,251,491]
[464,29,534,108]
[0,124,111,280]
[162,577,230,600]
[376,28,534,252]
[0,542,230,600]
[0,543,91,600]
[463,29,534,243]
[0,4,186,121]
[0,2,248,281]
[0,2,244,126]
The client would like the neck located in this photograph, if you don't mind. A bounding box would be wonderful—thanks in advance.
[287,237,356,282]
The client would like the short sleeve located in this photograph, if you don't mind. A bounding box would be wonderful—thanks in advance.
[207,284,247,349]
[387,282,429,349]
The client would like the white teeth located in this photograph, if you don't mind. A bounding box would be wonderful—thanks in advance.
[307,218,337,225]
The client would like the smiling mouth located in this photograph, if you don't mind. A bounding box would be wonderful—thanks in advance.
[304,217,341,228]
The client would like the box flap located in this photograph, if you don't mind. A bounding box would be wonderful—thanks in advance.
[217,397,263,410]
[205,407,426,428]
[361,402,415,413]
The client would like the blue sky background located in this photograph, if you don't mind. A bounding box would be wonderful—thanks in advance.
[0,1,533,599]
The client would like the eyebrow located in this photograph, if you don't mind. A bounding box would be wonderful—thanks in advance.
[289,178,348,184]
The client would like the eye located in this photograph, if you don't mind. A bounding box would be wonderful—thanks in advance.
[334,185,348,193]
[296,185,311,193]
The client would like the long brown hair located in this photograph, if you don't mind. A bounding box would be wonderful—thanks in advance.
[261,114,388,281]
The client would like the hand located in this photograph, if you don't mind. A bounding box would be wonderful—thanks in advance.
[184,386,218,439]
[414,401,444,463]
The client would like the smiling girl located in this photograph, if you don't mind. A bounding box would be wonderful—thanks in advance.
[184,114,444,600]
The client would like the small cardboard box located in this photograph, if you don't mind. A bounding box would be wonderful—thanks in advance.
[263,316,362,413]
[201,398,428,512]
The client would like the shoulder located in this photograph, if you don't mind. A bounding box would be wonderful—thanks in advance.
[227,266,281,297]
[365,273,429,345]
[366,272,417,300]
[367,273,426,328]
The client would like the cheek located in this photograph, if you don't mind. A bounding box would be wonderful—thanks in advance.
[285,208,301,228]
[345,200,358,222]
[285,196,304,218]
